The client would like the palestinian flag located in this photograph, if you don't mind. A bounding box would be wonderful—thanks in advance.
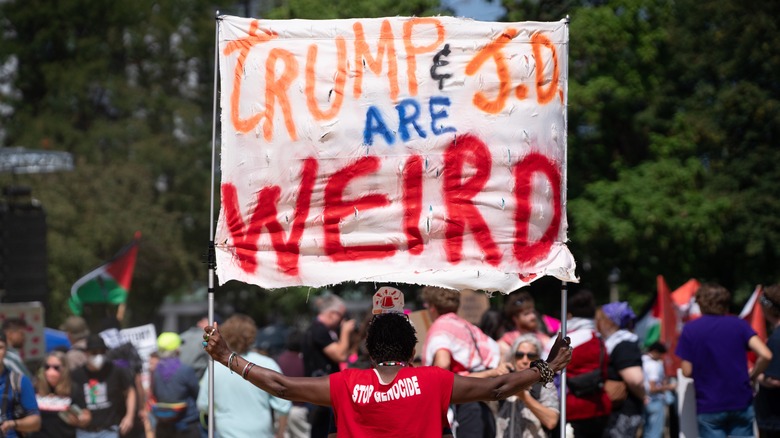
[635,276,700,375]
[69,232,141,315]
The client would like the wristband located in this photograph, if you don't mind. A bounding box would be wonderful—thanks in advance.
[530,360,555,386]
[242,362,255,380]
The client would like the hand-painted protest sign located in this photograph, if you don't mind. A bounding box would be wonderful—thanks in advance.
[215,15,577,293]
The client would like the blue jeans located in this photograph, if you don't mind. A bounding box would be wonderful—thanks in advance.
[76,426,120,438]
[643,397,666,438]
[697,405,755,438]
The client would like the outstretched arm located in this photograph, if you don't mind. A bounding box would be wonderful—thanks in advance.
[203,323,332,406]
[748,335,773,381]
[451,333,571,404]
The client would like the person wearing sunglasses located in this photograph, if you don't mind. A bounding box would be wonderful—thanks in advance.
[496,334,559,438]
[29,351,84,438]
[202,309,572,437]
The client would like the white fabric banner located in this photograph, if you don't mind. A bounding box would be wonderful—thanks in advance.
[215,15,576,292]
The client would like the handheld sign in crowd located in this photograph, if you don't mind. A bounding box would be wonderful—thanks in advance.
[214,15,576,293]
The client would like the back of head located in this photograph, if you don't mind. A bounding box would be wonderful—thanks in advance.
[86,334,107,353]
[365,313,417,364]
[568,289,596,319]
[221,314,257,354]
[286,329,303,353]
[600,301,636,330]
[647,341,667,354]
[421,286,460,314]
[60,316,90,342]
[696,283,731,315]
[317,294,346,315]
[157,332,182,358]
[479,309,505,340]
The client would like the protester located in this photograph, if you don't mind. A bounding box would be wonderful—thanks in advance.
[756,284,780,437]
[180,314,220,380]
[60,316,90,372]
[201,310,572,437]
[479,309,508,343]
[560,289,611,438]
[28,351,78,438]
[105,339,147,438]
[0,331,41,437]
[498,291,551,358]
[676,283,773,437]
[496,333,559,438]
[421,286,512,438]
[596,301,646,438]
[275,330,311,438]
[301,295,354,437]
[70,334,136,437]
[196,314,291,438]
[641,342,675,438]
[150,332,201,438]
[1,317,33,378]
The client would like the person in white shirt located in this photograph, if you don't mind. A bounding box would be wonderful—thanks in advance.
[641,342,675,438]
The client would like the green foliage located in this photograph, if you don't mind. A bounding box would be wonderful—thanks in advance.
[1,0,778,326]
[265,0,443,19]
[504,0,780,303]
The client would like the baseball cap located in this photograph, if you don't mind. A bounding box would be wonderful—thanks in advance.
[157,332,182,352]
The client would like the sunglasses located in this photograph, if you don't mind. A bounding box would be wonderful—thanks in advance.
[44,364,62,371]
[514,352,539,360]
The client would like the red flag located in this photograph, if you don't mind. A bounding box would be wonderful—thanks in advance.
[657,275,681,376]
[740,285,767,367]
[671,278,701,322]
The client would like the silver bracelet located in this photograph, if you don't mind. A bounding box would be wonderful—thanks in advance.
[228,352,237,373]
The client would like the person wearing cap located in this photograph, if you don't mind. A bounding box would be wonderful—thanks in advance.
[150,332,201,438]
[2,317,33,378]
[69,334,136,438]
[0,331,42,437]
[60,316,90,372]
[179,314,219,380]
[200,291,572,437]
[595,301,646,438]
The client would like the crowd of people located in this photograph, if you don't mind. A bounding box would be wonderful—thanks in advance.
[1,282,779,438]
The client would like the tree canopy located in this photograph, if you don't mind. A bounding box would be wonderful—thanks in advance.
[1,0,777,326]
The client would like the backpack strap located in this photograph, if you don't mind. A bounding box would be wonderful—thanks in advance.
[1,372,11,417]
[10,371,22,395]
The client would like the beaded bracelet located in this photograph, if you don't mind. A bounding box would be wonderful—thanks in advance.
[242,362,255,380]
[228,352,237,374]
[530,360,555,386]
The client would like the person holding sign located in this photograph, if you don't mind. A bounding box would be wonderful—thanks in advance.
[201,289,572,437]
